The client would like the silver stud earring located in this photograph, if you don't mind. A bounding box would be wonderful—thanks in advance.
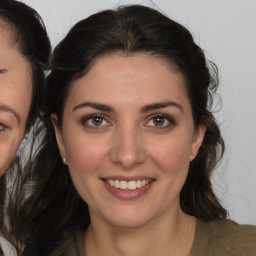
[63,157,66,164]
[191,152,194,156]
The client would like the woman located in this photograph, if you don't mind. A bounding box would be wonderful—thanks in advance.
[19,5,255,256]
[0,0,51,254]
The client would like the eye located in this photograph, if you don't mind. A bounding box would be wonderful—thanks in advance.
[82,114,111,128]
[0,123,7,132]
[145,114,175,129]
[0,69,7,74]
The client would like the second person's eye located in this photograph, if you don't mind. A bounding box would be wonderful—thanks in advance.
[0,123,7,132]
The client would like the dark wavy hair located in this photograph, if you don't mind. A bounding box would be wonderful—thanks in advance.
[16,5,227,255]
[0,0,51,254]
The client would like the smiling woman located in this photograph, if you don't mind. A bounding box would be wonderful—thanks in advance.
[0,0,51,255]
[51,54,205,232]
[15,4,256,256]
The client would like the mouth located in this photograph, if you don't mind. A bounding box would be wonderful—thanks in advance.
[101,177,155,199]
[102,178,154,191]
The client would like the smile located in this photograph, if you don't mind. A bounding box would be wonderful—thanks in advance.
[105,179,151,190]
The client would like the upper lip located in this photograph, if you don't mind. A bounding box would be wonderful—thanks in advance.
[101,176,155,181]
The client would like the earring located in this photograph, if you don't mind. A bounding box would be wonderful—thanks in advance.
[191,152,194,156]
[63,157,66,164]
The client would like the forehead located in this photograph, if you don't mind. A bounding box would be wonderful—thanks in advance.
[0,20,27,67]
[0,18,33,120]
[0,18,20,50]
[76,53,186,87]
[68,54,190,109]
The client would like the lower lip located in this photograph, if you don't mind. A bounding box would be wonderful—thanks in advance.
[103,180,154,200]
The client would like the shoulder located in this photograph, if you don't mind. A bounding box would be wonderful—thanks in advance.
[205,219,256,242]
[194,219,256,256]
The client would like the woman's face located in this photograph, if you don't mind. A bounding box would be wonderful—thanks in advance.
[54,54,205,228]
[0,24,32,176]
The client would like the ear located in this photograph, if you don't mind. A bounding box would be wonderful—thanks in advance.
[51,114,67,164]
[190,124,206,161]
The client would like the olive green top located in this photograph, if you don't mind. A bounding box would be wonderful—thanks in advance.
[63,219,256,256]
[190,219,256,255]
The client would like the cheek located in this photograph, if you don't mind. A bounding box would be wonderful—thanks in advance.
[148,135,192,174]
[62,131,111,205]
[0,135,21,176]
[63,130,108,176]
[135,135,192,213]
[147,136,192,202]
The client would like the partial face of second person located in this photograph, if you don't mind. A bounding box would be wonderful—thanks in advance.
[54,54,205,228]
[0,22,32,176]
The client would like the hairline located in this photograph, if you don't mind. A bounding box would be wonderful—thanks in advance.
[0,17,25,55]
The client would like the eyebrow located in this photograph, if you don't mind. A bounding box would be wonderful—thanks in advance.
[73,101,183,113]
[0,104,20,123]
[73,102,115,112]
[141,101,184,113]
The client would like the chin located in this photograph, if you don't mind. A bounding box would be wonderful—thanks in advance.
[108,217,150,229]
[102,207,153,229]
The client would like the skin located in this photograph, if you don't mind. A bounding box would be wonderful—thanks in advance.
[53,54,206,256]
[0,23,32,177]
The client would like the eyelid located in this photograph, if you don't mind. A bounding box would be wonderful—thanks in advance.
[0,114,14,129]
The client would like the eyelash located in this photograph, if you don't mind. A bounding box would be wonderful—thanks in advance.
[80,113,175,130]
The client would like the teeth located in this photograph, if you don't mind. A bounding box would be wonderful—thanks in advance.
[106,179,151,190]
[136,180,142,188]
[114,180,120,188]
[128,181,137,190]
[120,180,128,189]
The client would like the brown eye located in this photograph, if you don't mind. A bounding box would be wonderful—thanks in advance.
[146,114,175,129]
[91,116,103,126]
[82,114,111,128]
[152,116,165,126]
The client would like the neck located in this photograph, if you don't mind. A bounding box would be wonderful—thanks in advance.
[84,208,196,256]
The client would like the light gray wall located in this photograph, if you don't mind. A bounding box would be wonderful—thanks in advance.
[22,0,256,225]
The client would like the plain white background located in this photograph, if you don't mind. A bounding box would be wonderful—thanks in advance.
[21,0,256,225]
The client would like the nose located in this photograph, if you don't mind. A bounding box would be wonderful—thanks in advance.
[109,126,147,169]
